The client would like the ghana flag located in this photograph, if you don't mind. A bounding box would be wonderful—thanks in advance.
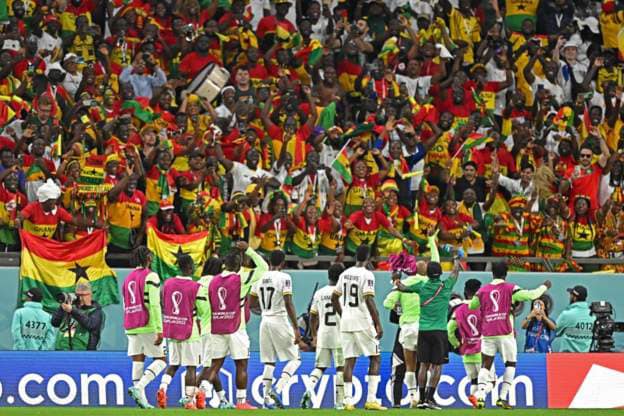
[19,229,120,312]
[147,224,208,280]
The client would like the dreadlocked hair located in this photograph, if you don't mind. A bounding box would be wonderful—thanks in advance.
[132,246,152,268]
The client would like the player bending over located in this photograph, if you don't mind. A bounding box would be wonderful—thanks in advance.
[301,263,346,409]
[447,279,495,407]
[331,245,386,411]
[469,261,551,409]
[250,250,302,408]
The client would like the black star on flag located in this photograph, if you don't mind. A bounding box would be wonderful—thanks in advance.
[69,263,90,283]
[173,246,187,264]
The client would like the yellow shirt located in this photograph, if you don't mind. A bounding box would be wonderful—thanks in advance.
[510,32,547,106]
[599,11,624,49]
[449,8,481,65]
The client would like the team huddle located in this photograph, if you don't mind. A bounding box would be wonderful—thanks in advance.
[121,240,551,410]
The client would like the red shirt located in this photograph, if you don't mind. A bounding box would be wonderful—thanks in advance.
[256,16,296,39]
[147,214,185,234]
[21,201,73,238]
[179,52,221,79]
[471,146,516,176]
[348,210,392,231]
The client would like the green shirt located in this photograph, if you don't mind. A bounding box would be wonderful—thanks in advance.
[382,236,439,326]
[555,301,595,353]
[126,270,163,335]
[406,274,458,331]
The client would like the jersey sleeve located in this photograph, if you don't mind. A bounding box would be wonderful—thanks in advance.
[468,294,481,310]
[282,274,292,296]
[333,275,343,296]
[146,272,163,332]
[363,272,375,296]
[242,247,268,294]
[512,285,547,303]
[310,291,320,314]
[382,290,400,310]
[195,284,211,325]
[250,280,259,297]
[447,317,460,348]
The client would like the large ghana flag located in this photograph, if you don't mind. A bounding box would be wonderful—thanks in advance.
[146,224,208,280]
[19,229,120,312]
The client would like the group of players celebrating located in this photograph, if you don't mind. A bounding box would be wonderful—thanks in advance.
[121,238,551,410]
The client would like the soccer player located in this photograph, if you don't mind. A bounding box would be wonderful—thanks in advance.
[469,261,551,409]
[125,247,166,409]
[395,254,461,410]
[301,263,345,410]
[157,254,210,409]
[331,245,386,411]
[447,279,495,407]
[250,250,302,409]
[204,241,268,409]
[195,258,223,409]
[384,233,439,408]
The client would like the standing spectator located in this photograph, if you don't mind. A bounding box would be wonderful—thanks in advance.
[522,296,557,353]
[11,288,55,350]
[120,52,167,99]
[555,285,596,352]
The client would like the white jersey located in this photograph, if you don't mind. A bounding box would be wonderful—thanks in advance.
[334,266,375,332]
[251,270,292,317]
[310,285,341,349]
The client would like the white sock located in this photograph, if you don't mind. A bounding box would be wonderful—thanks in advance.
[336,371,344,406]
[185,386,195,400]
[344,381,353,406]
[500,366,516,401]
[159,373,172,392]
[308,368,323,390]
[262,365,275,400]
[236,389,247,404]
[199,380,212,393]
[137,360,166,390]
[470,383,478,395]
[367,375,380,403]
[132,362,144,386]
[406,371,417,401]
[276,359,301,393]
[217,390,226,402]
[475,368,490,400]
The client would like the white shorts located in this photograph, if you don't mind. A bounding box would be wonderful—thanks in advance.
[168,339,202,367]
[399,322,419,351]
[259,317,300,363]
[211,328,250,361]
[481,336,517,363]
[315,347,344,369]
[201,334,212,367]
[341,328,380,359]
[127,333,165,358]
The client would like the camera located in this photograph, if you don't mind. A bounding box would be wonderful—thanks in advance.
[57,292,77,304]
[590,301,624,352]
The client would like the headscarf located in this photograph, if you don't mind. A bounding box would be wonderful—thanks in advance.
[37,179,61,203]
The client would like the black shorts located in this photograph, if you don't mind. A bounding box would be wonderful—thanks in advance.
[417,330,449,365]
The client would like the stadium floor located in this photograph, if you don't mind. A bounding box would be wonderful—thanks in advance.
[1,409,622,415]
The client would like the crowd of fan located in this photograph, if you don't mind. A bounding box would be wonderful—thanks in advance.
[1,0,623,271]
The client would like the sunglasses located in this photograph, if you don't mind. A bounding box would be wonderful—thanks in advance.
[579,154,592,158]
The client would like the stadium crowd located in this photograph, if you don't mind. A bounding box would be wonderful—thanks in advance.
[0,0,623,271]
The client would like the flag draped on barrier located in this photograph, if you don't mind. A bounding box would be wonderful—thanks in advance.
[19,229,120,312]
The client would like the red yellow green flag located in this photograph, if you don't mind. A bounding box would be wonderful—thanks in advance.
[19,229,120,312]
[146,224,208,280]
[332,140,352,184]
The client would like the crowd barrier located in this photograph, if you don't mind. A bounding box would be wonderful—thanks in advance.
[1,268,623,352]
[0,351,622,408]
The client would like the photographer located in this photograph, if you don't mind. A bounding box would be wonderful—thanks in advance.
[51,281,104,351]
[119,52,167,99]
[554,285,595,352]
[522,296,557,353]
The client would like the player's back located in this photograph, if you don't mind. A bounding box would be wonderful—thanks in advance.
[253,270,292,318]
[336,266,375,332]
[312,285,341,349]
[476,281,515,337]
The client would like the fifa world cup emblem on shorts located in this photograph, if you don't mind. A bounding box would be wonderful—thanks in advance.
[217,287,228,310]
[128,281,137,305]
[490,290,500,312]
[467,314,480,336]
[172,291,183,315]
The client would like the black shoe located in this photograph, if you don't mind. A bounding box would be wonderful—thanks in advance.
[425,399,442,410]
